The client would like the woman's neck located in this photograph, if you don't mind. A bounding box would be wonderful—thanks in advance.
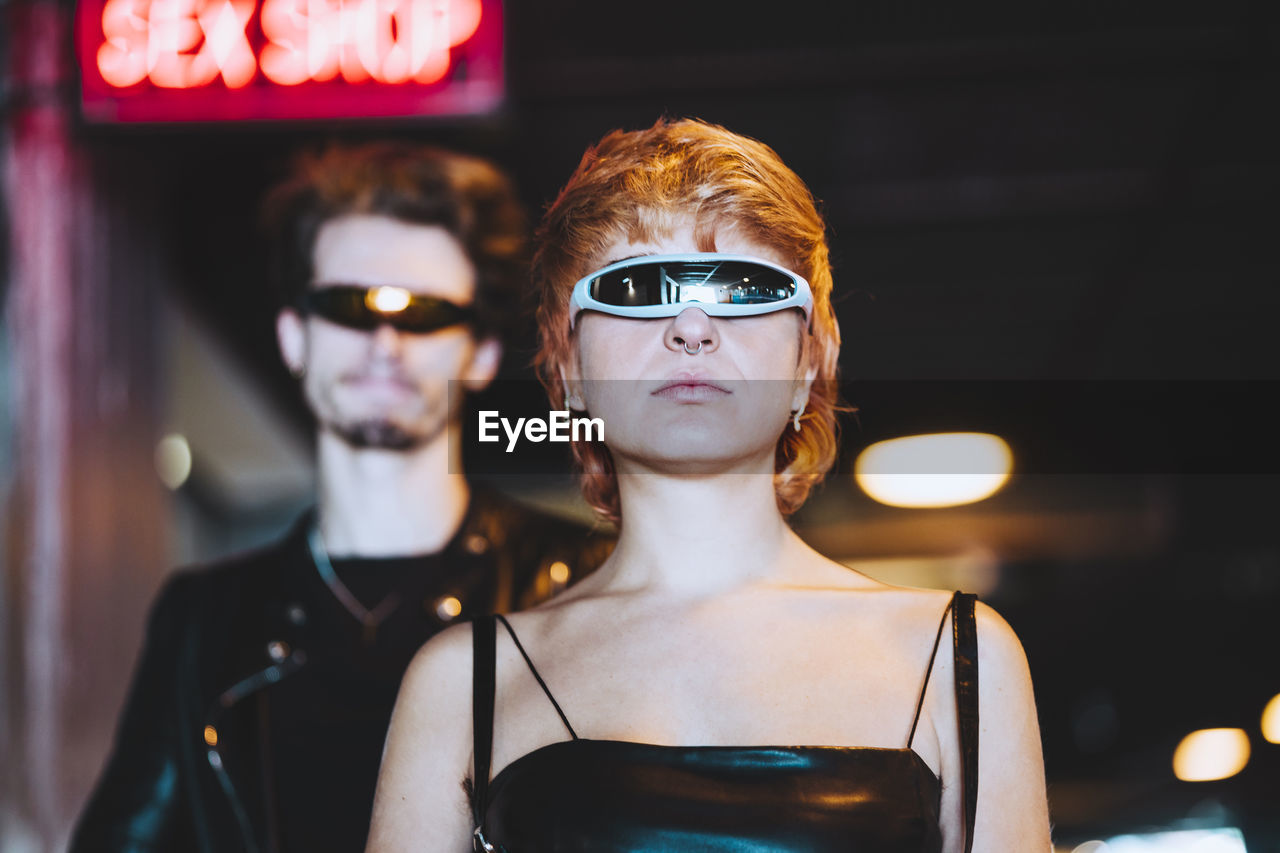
[600,472,806,598]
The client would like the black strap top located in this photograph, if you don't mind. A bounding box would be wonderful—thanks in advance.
[471,592,979,853]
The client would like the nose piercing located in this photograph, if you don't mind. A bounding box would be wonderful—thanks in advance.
[683,341,702,355]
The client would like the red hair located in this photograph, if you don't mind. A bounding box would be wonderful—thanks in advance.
[533,118,842,524]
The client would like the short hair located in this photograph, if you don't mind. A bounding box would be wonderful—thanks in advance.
[532,118,842,525]
[261,140,528,342]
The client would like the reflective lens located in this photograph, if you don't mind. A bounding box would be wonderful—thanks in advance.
[589,260,798,306]
[571,254,812,328]
[303,285,474,334]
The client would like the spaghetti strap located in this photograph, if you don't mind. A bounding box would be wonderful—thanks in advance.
[471,615,497,844]
[953,592,980,853]
[906,592,956,748]
[907,592,979,851]
[495,614,578,739]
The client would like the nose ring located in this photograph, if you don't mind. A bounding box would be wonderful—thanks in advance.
[683,341,702,355]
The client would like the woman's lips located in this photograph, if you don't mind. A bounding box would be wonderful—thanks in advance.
[651,377,731,403]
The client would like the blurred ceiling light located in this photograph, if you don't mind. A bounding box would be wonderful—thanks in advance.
[1262,694,1280,744]
[854,432,1012,508]
[155,433,193,490]
[548,561,571,585]
[435,595,463,621]
[1172,728,1250,782]
[366,285,411,313]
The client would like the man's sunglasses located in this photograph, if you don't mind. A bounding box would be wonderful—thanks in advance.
[301,285,475,334]
[570,254,813,330]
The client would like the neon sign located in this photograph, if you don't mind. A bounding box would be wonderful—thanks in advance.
[75,0,502,121]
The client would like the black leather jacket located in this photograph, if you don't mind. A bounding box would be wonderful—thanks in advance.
[70,488,612,853]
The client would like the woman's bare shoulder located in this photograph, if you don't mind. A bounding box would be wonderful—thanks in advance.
[972,599,1036,693]
[970,600,1052,843]
[883,592,1032,685]
[369,622,479,851]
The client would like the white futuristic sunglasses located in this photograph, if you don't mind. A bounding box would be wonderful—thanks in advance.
[569,253,813,329]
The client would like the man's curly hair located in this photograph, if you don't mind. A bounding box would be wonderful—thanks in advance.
[261,140,528,343]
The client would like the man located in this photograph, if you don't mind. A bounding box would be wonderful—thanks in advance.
[70,142,611,853]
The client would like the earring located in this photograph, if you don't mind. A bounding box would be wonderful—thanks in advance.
[564,386,585,411]
[289,363,306,379]
[791,408,803,432]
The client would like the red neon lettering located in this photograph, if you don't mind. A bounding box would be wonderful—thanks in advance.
[445,0,480,46]
[96,0,482,90]
[196,0,257,88]
[412,0,482,83]
[405,0,449,85]
[260,0,483,85]
[260,0,341,85]
[98,0,151,87]
[147,0,211,88]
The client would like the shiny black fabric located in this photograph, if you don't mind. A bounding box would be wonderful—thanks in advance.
[472,596,977,853]
[70,488,612,853]
[484,740,942,852]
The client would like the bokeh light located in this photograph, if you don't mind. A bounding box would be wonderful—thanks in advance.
[548,561,571,585]
[154,434,193,490]
[1172,728,1250,782]
[854,432,1012,508]
[1261,693,1280,744]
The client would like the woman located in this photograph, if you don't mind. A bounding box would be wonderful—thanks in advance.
[367,118,1051,852]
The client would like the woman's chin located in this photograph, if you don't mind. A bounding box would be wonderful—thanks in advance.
[610,440,779,478]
